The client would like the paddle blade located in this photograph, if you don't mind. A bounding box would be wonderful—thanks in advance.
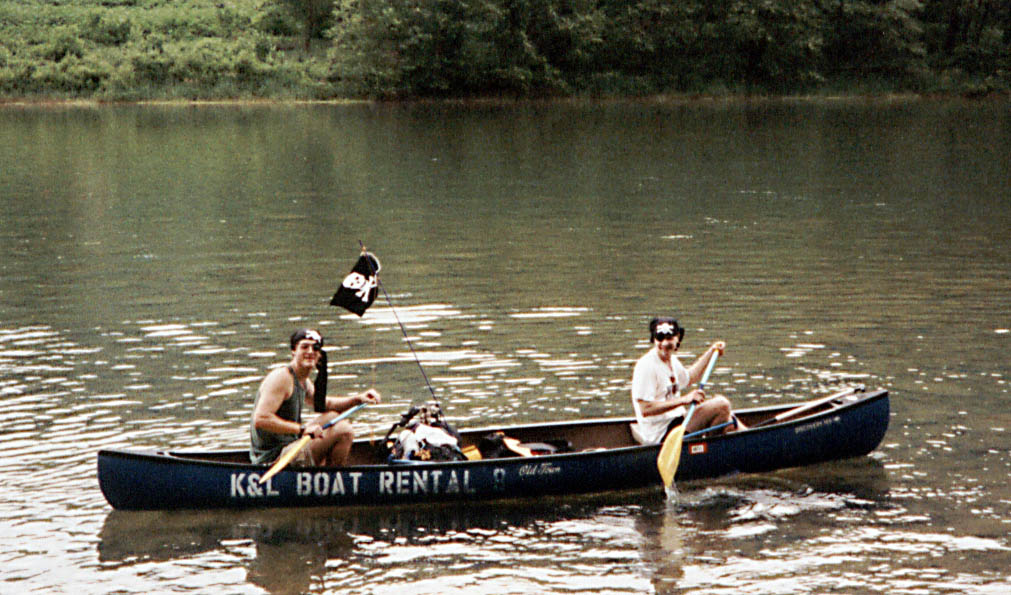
[259,435,311,484]
[657,400,698,488]
[657,424,686,488]
[657,351,718,488]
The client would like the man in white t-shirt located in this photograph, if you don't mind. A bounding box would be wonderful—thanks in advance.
[631,317,745,444]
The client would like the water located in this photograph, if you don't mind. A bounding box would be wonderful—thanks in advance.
[1,99,1009,593]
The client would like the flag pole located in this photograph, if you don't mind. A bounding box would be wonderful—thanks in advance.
[358,241,440,405]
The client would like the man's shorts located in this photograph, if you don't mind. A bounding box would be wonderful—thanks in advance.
[662,415,686,439]
[278,438,316,467]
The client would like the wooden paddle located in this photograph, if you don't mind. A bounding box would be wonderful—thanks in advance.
[751,385,862,428]
[259,402,367,484]
[657,350,720,488]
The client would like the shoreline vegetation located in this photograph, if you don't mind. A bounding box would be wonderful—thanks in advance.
[2,0,1008,103]
[2,92,1003,109]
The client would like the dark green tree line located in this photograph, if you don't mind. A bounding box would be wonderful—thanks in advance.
[325,0,1010,97]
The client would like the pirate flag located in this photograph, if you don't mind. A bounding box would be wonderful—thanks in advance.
[330,252,381,316]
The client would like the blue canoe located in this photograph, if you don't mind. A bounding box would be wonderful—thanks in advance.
[98,388,888,510]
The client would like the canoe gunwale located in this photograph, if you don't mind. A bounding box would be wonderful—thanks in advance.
[109,388,886,467]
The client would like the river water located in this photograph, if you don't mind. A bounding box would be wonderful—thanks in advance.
[1,99,1009,594]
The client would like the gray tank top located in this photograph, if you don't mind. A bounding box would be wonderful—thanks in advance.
[249,366,304,464]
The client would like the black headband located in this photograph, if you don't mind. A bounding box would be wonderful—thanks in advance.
[290,328,323,350]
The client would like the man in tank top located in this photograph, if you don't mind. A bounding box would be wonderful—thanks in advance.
[250,328,381,466]
[631,317,746,444]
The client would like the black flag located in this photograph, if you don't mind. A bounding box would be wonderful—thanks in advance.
[330,252,381,316]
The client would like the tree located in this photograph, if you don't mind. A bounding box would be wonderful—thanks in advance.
[272,0,336,50]
[822,0,927,81]
[922,0,1009,75]
[328,0,602,97]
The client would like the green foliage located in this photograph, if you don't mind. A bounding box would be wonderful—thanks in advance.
[721,0,825,91]
[43,29,85,63]
[275,0,335,43]
[598,0,824,93]
[0,0,336,100]
[329,0,605,97]
[921,0,1010,81]
[81,11,134,46]
[329,0,494,97]
[30,54,116,95]
[253,2,301,36]
[823,0,927,82]
[0,0,1007,100]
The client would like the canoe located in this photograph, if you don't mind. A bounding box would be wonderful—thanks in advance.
[98,388,888,510]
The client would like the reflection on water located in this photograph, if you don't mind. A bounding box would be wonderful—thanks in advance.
[2,100,1010,593]
[87,450,1011,594]
[654,460,1010,594]
[97,495,658,594]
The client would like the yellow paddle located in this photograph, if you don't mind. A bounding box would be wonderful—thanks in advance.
[259,402,367,484]
[657,351,719,488]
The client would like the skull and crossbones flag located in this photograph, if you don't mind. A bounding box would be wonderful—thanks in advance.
[330,252,381,316]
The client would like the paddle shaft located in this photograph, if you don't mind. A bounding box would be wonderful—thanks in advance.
[698,349,719,391]
[676,348,719,431]
[679,402,698,440]
[751,385,861,428]
[684,419,735,440]
[319,402,368,431]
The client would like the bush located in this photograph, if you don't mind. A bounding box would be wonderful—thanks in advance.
[131,44,174,84]
[145,6,242,40]
[30,54,114,95]
[37,26,86,63]
[81,11,133,46]
[254,1,300,36]
[274,0,335,43]
[329,0,593,97]
[822,0,926,81]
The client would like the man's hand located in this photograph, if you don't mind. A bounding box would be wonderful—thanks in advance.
[684,389,706,406]
[302,421,324,439]
[358,388,382,405]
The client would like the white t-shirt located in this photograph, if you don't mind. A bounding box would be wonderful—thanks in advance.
[631,347,691,444]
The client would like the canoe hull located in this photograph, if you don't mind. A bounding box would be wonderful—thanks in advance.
[98,389,888,510]
[98,439,661,510]
[679,389,889,480]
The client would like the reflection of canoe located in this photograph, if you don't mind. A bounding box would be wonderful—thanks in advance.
[98,493,638,565]
[98,389,888,510]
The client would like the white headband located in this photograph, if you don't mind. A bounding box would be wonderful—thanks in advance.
[655,322,676,335]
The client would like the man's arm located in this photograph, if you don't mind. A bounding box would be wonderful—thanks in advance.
[326,392,377,413]
[687,342,725,387]
[303,389,382,415]
[637,395,699,417]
